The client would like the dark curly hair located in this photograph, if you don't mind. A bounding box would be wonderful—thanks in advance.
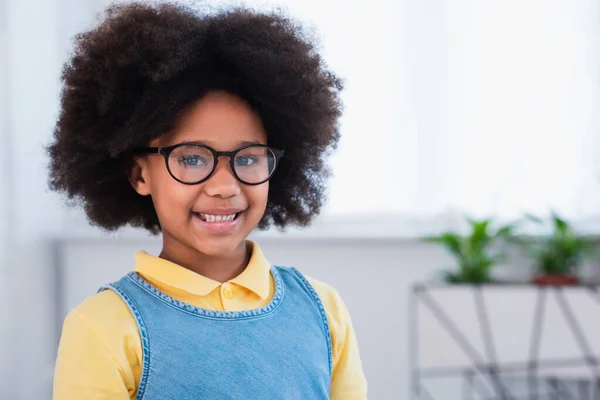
[47,1,343,234]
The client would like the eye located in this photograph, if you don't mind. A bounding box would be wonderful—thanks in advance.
[234,156,259,167]
[180,155,208,167]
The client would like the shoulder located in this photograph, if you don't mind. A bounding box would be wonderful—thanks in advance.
[276,266,350,322]
[64,287,142,361]
[69,288,135,331]
[303,275,352,324]
[292,273,357,367]
[55,287,142,397]
[280,267,354,346]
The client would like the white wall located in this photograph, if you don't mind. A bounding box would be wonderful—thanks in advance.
[4,0,65,398]
[0,0,11,393]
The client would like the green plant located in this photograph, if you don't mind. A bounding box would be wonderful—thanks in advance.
[424,218,516,284]
[524,212,593,276]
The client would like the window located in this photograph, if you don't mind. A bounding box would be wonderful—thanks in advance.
[79,0,600,236]
[417,0,600,225]
[288,0,600,229]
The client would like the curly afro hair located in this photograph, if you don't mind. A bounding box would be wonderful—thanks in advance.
[48,1,343,234]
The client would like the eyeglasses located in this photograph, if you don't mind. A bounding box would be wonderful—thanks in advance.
[133,143,284,185]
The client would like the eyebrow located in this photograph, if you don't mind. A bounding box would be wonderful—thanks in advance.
[179,140,264,147]
[238,140,263,146]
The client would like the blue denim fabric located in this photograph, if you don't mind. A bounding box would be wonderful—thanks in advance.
[100,266,332,400]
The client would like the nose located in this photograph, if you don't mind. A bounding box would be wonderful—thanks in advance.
[203,156,241,198]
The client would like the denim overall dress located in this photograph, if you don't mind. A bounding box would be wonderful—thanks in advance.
[100,265,332,399]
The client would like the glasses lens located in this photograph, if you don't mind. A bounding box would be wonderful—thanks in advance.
[168,145,214,183]
[234,146,277,184]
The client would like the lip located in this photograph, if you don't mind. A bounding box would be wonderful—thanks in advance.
[191,210,244,234]
[193,208,245,215]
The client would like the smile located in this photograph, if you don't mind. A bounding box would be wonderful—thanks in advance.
[191,210,244,233]
[197,212,238,223]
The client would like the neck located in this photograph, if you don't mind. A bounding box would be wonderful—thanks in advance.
[159,235,250,283]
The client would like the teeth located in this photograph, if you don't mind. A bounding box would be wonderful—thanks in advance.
[199,213,237,223]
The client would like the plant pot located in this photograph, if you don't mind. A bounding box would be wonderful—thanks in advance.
[532,274,579,286]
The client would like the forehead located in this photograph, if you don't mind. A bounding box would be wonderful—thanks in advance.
[154,91,267,148]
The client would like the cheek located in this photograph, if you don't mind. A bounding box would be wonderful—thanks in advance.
[246,184,269,215]
[148,165,196,220]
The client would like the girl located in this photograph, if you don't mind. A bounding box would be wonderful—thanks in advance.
[49,2,367,399]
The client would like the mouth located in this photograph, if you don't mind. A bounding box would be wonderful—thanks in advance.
[193,211,242,223]
[191,209,245,233]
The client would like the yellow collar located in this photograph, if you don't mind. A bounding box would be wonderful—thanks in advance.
[133,241,271,299]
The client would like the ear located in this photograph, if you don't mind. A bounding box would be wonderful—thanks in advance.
[127,156,151,196]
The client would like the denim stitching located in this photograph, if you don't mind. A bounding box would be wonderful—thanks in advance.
[100,283,151,400]
[125,266,284,320]
[289,267,333,377]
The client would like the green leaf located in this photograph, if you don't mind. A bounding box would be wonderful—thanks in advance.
[496,224,514,238]
[551,211,569,235]
[514,212,593,276]
[525,213,544,224]
[424,233,464,259]
[444,271,461,283]
[470,219,491,252]
[427,215,525,284]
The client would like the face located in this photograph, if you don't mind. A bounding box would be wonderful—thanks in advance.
[129,91,269,257]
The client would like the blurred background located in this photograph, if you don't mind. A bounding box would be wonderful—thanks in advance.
[2,0,600,399]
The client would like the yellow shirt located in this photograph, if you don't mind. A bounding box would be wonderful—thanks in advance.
[53,241,368,399]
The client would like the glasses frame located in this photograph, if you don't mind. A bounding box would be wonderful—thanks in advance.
[133,142,284,186]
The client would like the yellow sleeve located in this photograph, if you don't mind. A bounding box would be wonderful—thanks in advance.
[307,277,368,400]
[53,290,142,400]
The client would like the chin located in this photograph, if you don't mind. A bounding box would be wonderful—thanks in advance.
[191,236,246,257]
